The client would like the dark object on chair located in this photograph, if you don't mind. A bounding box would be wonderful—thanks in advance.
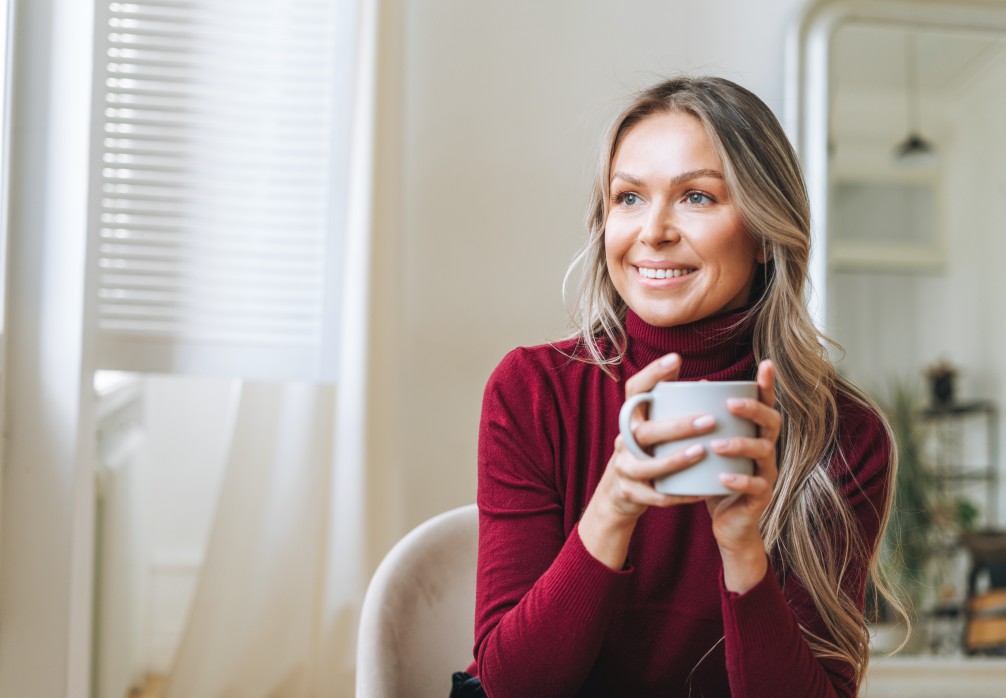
[961,530,1006,655]
[449,672,487,698]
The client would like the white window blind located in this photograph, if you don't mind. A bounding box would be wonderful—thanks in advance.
[90,0,347,381]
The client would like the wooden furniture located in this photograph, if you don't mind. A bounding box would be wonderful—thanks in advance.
[961,531,1006,654]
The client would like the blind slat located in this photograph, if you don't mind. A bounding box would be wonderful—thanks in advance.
[93,0,342,370]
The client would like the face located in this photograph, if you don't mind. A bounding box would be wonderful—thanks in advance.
[604,110,764,328]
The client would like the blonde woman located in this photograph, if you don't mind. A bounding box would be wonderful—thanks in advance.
[456,77,896,698]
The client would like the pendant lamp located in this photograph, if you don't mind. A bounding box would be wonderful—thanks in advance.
[894,32,937,164]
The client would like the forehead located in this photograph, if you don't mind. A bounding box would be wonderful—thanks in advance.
[611,111,722,175]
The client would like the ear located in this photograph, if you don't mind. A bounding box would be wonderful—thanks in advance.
[755,240,771,265]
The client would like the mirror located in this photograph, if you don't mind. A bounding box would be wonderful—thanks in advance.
[792,0,1006,685]
[0,0,8,341]
[827,21,1006,406]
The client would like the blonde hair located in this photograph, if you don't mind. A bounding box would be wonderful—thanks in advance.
[566,76,903,686]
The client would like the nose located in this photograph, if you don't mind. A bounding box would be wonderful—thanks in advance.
[637,201,680,247]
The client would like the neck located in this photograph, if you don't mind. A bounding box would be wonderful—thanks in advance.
[624,308,757,381]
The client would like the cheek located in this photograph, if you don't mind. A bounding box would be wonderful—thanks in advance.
[739,234,762,269]
[602,232,628,289]
[602,224,620,260]
[603,240,622,283]
[604,217,634,253]
[716,224,758,267]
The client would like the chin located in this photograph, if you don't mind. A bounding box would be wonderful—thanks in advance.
[634,307,694,328]
[633,301,734,328]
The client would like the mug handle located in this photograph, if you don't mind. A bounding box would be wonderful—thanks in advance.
[618,392,654,460]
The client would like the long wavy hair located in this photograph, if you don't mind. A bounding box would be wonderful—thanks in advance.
[566,76,903,686]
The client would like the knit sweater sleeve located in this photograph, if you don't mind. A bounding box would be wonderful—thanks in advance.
[720,394,893,698]
[473,349,631,698]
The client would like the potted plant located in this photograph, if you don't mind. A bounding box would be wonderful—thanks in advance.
[871,381,979,653]
[924,360,958,409]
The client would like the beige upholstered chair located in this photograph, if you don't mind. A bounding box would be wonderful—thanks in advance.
[356,504,479,698]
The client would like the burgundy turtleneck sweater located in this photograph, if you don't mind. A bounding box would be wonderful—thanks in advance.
[471,309,891,698]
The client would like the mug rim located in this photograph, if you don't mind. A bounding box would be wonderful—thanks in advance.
[653,380,757,386]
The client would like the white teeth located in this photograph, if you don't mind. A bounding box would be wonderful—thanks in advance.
[637,267,693,279]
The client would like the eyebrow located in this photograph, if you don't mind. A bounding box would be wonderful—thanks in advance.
[610,168,724,187]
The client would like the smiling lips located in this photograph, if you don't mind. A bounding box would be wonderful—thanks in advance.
[634,265,696,280]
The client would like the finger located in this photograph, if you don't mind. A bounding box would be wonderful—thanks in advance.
[725,398,782,437]
[705,493,742,516]
[625,353,681,399]
[710,438,779,482]
[614,477,668,507]
[756,359,776,408]
[632,413,716,449]
[710,436,775,461]
[615,478,703,509]
[615,443,706,482]
[659,494,706,507]
[718,473,772,498]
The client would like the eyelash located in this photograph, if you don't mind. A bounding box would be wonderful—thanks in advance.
[612,191,640,205]
[684,190,715,205]
[611,190,716,206]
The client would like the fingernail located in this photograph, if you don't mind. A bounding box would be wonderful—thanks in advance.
[685,444,704,458]
[720,473,737,483]
[660,353,680,368]
[693,414,715,429]
[727,398,745,409]
[711,439,729,450]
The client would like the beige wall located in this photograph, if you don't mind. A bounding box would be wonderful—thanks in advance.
[365,0,807,555]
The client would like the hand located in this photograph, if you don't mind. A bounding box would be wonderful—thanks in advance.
[705,359,782,591]
[578,352,716,569]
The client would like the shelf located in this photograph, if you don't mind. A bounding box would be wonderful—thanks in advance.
[914,398,999,528]
[932,469,999,482]
[918,401,996,419]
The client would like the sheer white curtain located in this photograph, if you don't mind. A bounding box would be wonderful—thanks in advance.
[166,382,335,697]
[164,376,374,697]
[160,0,378,693]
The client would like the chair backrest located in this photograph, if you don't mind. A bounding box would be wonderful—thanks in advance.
[356,504,479,697]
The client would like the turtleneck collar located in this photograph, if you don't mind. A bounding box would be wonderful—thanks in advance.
[624,307,757,382]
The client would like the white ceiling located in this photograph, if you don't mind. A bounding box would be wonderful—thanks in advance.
[832,22,1006,96]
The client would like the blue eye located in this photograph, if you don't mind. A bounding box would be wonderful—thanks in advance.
[612,191,643,207]
[686,192,712,205]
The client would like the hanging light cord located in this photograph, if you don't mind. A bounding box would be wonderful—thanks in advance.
[906,32,920,135]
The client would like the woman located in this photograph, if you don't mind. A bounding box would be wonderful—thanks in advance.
[462,77,898,697]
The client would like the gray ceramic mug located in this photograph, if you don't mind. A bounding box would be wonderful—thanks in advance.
[618,381,758,496]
